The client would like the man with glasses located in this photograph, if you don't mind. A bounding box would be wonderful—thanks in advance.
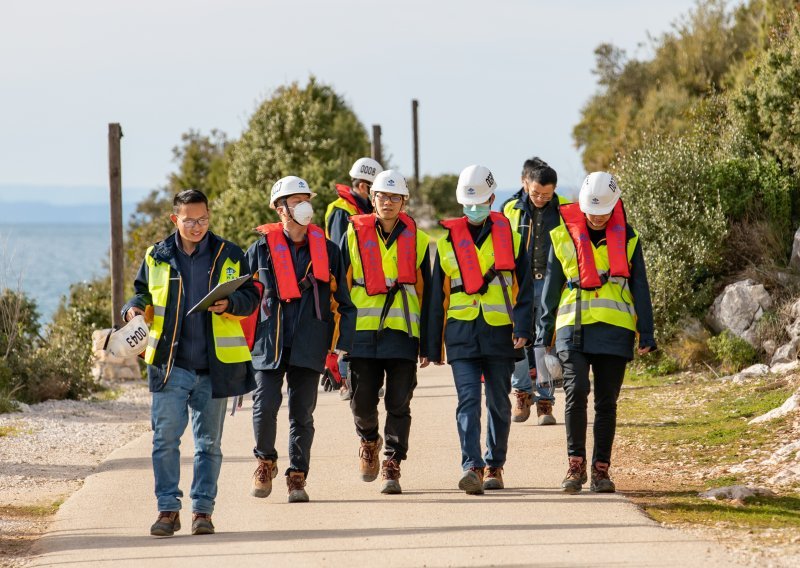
[339,170,431,494]
[502,157,569,426]
[325,157,384,401]
[123,189,259,537]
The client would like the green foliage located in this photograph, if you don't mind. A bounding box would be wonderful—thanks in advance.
[613,135,728,338]
[574,0,760,171]
[707,330,759,373]
[218,77,371,248]
[415,174,461,222]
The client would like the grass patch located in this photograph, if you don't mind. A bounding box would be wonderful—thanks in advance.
[0,424,20,437]
[0,499,63,518]
[89,387,122,402]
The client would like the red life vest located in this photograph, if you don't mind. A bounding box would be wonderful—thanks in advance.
[440,212,516,295]
[256,223,330,301]
[559,200,630,289]
[351,213,418,296]
[335,184,367,214]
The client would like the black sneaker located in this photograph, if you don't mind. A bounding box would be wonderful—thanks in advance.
[150,511,180,537]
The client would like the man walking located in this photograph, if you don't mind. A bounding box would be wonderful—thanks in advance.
[340,170,431,494]
[123,189,259,537]
[246,176,355,503]
[427,165,533,495]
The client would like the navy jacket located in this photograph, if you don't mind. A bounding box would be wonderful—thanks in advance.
[427,215,534,363]
[502,188,564,273]
[326,191,372,250]
[123,231,259,397]
[245,230,355,374]
[536,224,658,360]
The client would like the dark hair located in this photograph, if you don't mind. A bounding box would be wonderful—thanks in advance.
[521,156,558,186]
[173,189,208,213]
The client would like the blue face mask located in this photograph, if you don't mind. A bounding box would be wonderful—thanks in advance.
[463,204,491,223]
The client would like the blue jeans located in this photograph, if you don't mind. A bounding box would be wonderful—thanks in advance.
[252,358,319,475]
[150,366,227,515]
[450,357,515,470]
[511,277,555,403]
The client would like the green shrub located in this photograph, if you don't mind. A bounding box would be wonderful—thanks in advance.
[707,330,759,373]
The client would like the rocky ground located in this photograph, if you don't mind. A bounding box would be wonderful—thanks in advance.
[0,380,150,568]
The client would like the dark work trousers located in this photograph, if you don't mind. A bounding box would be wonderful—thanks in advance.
[559,350,628,466]
[252,354,320,476]
[349,357,418,461]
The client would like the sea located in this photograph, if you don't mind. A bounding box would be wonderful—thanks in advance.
[0,224,111,322]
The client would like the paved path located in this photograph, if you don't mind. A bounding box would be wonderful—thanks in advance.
[30,365,745,567]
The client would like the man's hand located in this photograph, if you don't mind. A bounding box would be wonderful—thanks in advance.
[125,306,144,322]
[419,356,430,368]
[513,337,526,349]
[208,298,229,314]
[637,346,653,356]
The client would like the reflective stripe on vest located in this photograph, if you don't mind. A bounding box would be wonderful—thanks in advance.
[210,255,252,363]
[438,212,515,295]
[436,225,521,327]
[550,223,638,332]
[559,201,630,288]
[347,223,430,337]
[144,246,170,365]
[257,223,330,301]
[351,213,417,296]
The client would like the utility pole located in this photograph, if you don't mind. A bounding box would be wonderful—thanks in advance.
[412,99,420,191]
[371,124,382,165]
[108,123,124,328]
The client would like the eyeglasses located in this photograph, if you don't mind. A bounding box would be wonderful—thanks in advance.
[373,192,403,203]
[529,190,554,202]
[178,216,209,229]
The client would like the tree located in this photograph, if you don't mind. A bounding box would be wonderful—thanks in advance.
[415,174,461,222]
[216,77,371,248]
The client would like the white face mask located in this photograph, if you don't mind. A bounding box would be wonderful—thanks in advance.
[290,201,314,226]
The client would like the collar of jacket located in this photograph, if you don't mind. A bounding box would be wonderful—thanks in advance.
[150,230,224,270]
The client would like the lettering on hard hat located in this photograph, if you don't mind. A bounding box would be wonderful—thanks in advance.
[387,179,396,187]
[467,187,476,195]
[485,173,495,187]
[591,197,600,204]
[608,177,618,192]
[125,325,147,349]
[360,165,376,176]
[298,181,306,188]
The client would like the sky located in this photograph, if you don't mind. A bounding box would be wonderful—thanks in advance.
[0,0,701,206]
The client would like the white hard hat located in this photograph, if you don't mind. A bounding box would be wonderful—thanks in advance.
[106,315,149,358]
[579,171,620,215]
[269,176,316,207]
[371,169,409,197]
[348,157,383,183]
[456,164,497,205]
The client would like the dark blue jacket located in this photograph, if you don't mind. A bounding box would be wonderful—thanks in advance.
[502,188,564,273]
[536,224,658,360]
[427,215,534,363]
[123,231,259,397]
[244,230,355,373]
[325,191,372,249]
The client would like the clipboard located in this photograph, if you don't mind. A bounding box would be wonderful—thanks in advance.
[186,275,252,315]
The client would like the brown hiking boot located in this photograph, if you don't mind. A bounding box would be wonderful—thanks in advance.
[150,511,180,537]
[561,457,587,494]
[286,471,309,503]
[458,466,485,495]
[380,459,402,494]
[590,462,616,493]
[359,435,383,482]
[483,466,504,490]
[251,458,278,498]
[191,512,214,535]
[536,399,556,425]
[511,390,532,423]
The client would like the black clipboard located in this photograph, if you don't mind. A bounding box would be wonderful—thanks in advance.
[186,275,252,315]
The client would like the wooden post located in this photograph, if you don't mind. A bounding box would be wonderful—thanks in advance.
[412,99,420,190]
[108,123,124,328]
[371,124,383,165]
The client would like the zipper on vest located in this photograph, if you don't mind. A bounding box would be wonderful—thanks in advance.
[274,303,282,362]
[163,274,183,385]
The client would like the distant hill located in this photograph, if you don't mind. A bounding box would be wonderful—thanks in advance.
[0,202,138,224]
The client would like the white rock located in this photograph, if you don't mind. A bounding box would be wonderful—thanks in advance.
[790,227,800,271]
[770,360,800,374]
[763,339,778,359]
[738,364,770,377]
[767,463,800,486]
[790,297,800,320]
[787,319,800,341]
[761,440,800,465]
[699,485,777,501]
[749,390,800,424]
[770,338,800,366]
[706,279,772,346]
